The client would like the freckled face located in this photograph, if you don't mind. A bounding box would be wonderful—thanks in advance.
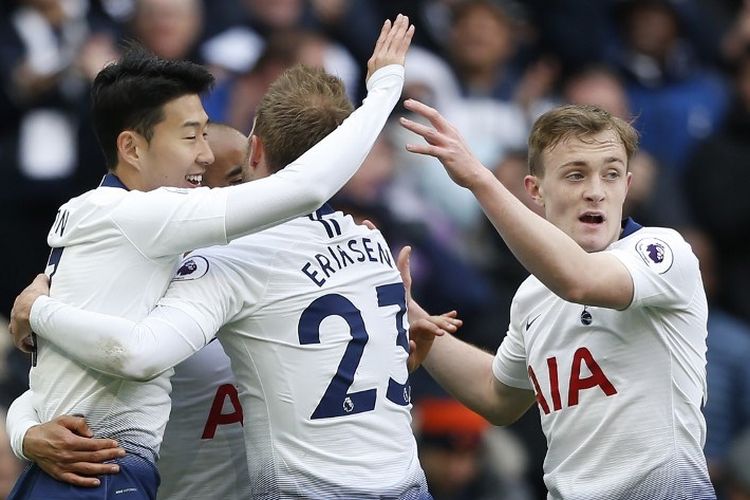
[529,129,632,252]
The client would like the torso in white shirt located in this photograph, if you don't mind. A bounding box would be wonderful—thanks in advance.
[157,342,249,500]
[493,220,715,500]
[33,174,228,463]
[158,206,429,499]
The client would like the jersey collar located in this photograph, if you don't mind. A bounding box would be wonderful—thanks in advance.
[619,217,642,239]
[314,203,335,217]
[99,173,129,190]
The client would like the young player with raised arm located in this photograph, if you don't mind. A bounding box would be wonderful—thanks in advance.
[4,16,411,500]
[395,101,715,499]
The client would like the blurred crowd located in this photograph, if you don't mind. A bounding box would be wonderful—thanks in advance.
[1,0,750,498]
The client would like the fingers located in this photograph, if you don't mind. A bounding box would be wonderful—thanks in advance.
[411,313,462,337]
[399,116,442,145]
[361,219,377,230]
[404,142,444,158]
[440,310,459,319]
[57,471,103,488]
[384,14,411,54]
[56,415,94,438]
[63,435,122,453]
[373,19,391,55]
[367,13,414,78]
[396,246,412,290]
[64,448,125,466]
[32,273,50,289]
[403,99,450,132]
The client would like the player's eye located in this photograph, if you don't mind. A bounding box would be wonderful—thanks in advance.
[604,171,621,180]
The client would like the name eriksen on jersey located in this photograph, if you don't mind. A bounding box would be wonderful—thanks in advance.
[301,236,393,287]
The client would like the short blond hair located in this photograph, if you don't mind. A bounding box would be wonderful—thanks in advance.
[528,104,639,176]
[254,65,354,172]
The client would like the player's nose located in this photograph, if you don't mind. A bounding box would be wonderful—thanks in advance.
[197,139,215,167]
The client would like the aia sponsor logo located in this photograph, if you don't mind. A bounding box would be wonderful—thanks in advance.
[527,347,617,414]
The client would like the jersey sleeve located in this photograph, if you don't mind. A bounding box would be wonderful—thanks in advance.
[6,390,39,461]
[608,229,701,310]
[492,298,532,390]
[111,187,229,259]
[155,246,271,339]
[29,294,211,381]
[112,64,405,259]
[27,249,257,381]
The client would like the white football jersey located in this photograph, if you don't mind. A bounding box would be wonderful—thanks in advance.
[19,62,404,475]
[157,206,429,499]
[493,220,714,499]
[33,175,229,462]
[157,341,249,500]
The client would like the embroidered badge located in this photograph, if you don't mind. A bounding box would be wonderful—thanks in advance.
[172,255,210,281]
[635,238,674,274]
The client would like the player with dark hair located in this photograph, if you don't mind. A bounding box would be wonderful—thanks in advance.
[5,19,408,499]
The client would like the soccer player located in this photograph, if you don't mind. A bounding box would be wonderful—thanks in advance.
[398,101,715,499]
[4,15,411,499]
[9,63,465,500]
[5,124,252,500]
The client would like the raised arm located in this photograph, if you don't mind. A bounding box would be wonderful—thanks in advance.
[399,99,633,310]
[224,16,414,240]
[128,15,414,258]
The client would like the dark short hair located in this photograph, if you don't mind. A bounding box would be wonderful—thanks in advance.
[91,45,214,169]
[253,65,354,173]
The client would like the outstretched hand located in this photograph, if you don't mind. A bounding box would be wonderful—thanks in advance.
[400,99,490,190]
[407,311,462,373]
[9,273,49,353]
[397,246,462,373]
[366,14,415,81]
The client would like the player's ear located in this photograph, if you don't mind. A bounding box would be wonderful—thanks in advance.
[117,130,144,171]
[248,135,264,168]
[524,174,544,207]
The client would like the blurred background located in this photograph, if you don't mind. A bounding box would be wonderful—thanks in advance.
[1,0,750,498]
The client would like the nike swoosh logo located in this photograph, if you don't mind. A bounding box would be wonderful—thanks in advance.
[526,314,541,331]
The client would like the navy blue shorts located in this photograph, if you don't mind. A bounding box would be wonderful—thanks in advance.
[8,453,160,500]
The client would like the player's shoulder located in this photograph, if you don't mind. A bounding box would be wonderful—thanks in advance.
[611,223,697,275]
[512,274,548,309]
[259,205,373,242]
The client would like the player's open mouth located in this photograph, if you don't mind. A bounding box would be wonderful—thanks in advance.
[185,174,202,187]
[579,212,605,224]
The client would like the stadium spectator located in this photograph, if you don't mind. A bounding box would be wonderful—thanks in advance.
[415,397,532,500]
[613,0,729,175]
[685,230,750,494]
[725,428,750,500]
[684,49,750,322]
